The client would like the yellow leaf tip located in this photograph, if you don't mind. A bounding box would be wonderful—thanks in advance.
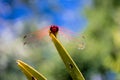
[16,60,23,65]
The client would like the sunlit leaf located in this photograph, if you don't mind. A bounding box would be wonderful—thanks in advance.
[49,33,85,80]
[17,60,47,80]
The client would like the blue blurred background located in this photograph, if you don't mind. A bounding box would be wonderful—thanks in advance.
[0,0,120,80]
[0,0,89,32]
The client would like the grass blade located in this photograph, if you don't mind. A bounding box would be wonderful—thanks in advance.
[17,60,47,80]
[50,33,85,80]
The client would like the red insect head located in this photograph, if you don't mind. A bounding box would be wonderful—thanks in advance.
[49,25,59,37]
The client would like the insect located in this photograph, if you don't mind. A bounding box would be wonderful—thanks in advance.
[49,25,59,37]
[23,25,85,49]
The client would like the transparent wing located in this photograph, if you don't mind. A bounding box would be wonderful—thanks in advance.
[58,27,86,50]
[75,35,86,50]
[23,27,49,46]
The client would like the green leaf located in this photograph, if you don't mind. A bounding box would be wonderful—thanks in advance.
[49,33,85,80]
[17,60,47,80]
